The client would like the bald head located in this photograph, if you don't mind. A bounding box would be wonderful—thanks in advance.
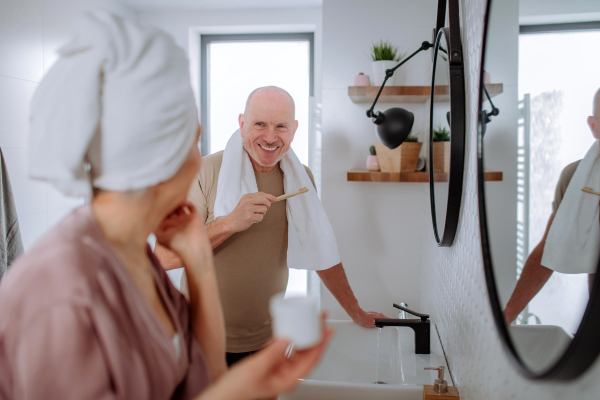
[594,87,600,117]
[244,86,296,118]
[239,86,299,171]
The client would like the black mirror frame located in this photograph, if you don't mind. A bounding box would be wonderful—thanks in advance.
[428,5,466,247]
[477,0,600,380]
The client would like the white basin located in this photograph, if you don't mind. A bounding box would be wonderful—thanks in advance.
[282,320,450,400]
[509,324,572,373]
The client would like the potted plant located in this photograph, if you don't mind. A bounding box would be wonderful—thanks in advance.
[374,134,422,173]
[366,145,380,171]
[370,40,404,86]
[432,126,451,173]
[400,134,422,172]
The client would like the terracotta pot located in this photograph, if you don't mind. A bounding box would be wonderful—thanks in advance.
[374,141,423,173]
[433,142,450,173]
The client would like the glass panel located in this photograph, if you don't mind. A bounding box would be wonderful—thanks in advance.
[208,39,311,297]
[208,41,310,166]
[431,33,451,239]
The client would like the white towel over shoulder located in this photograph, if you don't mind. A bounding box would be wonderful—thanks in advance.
[541,142,600,274]
[214,130,340,271]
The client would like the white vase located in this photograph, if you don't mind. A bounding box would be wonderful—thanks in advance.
[372,60,399,86]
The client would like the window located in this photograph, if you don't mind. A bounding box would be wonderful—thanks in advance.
[201,33,314,297]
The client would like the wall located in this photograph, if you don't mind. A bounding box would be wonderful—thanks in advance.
[0,0,134,252]
[421,0,600,399]
[320,0,438,319]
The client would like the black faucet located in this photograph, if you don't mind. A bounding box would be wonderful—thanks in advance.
[374,303,430,354]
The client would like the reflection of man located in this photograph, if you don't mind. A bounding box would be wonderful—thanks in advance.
[503,88,600,324]
[156,86,386,365]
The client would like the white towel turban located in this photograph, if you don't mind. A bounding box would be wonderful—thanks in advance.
[29,12,198,196]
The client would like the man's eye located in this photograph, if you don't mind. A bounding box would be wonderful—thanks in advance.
[256,123,263,126]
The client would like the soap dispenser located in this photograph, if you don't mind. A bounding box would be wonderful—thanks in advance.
[423,366,459,399]
[425,366,447,393]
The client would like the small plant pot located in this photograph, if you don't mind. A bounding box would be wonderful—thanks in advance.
[433,142,450,173]
[372,60,398,86]
[399,142,422,172]
[366,155,380,171]
[374,141,422,173]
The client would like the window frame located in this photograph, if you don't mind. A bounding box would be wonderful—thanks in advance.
[199,32,315,155]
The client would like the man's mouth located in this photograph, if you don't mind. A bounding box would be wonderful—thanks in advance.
[258,144,279,152]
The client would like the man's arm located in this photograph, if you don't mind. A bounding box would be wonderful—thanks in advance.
[503,214,555,324]
[317,263,387,328]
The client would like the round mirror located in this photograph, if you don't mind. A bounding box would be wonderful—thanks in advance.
[478,0,600,379]
[429,27,466,247]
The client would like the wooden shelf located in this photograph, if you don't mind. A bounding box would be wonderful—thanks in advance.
[348,83,503,104]
[347,170,503,182]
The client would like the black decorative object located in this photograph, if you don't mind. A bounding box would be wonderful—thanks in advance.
[365,41,432,149]
[428,0,466,248]
[477,0,600,381]
[364,0,448,149]
[371,108,415,149]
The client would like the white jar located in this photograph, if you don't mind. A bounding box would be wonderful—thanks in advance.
[270,294,321,350]
[372,60,400,86]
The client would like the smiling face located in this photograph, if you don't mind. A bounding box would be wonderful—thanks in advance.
[239,87,298,172]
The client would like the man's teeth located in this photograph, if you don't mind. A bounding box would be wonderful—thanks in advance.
[259,144,278,152]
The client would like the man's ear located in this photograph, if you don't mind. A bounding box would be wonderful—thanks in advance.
[293,120,299,135]
[239,113,245,134]
[588,116,599,140]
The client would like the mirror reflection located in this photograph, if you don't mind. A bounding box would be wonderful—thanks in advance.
[482,0,600,373]
[431,32,451,240]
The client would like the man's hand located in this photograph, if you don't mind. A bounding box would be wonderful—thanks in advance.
[225,192,278,233]
[350,310,389,329]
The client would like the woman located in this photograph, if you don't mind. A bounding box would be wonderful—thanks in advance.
[0,12,331,400]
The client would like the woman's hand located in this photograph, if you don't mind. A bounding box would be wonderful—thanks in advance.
[154,203,211,261]
[215,313,334,400]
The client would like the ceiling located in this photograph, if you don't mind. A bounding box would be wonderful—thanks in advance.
[118,0,322,12]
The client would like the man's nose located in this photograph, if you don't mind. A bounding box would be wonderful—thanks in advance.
[263,127,277,143]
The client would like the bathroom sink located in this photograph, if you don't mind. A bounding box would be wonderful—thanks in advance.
[509,324,572,372]
[282,320,450,400]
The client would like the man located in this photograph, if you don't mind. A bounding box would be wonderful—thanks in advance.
[503,88,600,324]
[156,86,386,365]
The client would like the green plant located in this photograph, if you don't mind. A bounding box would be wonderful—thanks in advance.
[370,40,404,62]
[404,134,419,143]
[369,145,376,156]
[433,126,451,142]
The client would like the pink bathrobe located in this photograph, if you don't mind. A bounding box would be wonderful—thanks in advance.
[0,206,211,400]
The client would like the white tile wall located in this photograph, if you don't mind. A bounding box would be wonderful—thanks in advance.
[0,76,38,148]
[421,0,600,398]
[0,0,44,82]
[0,0,133,252]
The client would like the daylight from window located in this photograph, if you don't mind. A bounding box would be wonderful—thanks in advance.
[208,40,310,165]
[208,40,311,297]
[518,30,600,332]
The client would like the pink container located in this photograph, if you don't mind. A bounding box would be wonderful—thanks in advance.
[366,155,380,171]
[354,73,370,86]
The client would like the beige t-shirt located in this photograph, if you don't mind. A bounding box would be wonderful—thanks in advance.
[185,151,315,353]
